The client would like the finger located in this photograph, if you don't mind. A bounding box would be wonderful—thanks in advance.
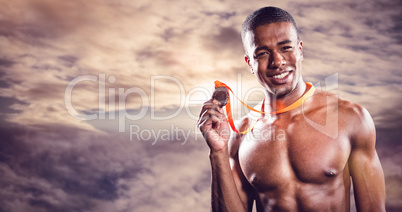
[197,109,222,128]
[198,102,223,122]
[200,100,223,113]
[198,110,225,132]
[197,110,210,127]
[211,99,224,108]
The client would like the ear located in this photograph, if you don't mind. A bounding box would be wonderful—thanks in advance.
[245,55,254,74]
[298,40,303,61]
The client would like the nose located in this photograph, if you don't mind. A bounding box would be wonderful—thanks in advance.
[268,52,286,69]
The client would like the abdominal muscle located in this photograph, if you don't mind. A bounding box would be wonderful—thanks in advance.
[253,179,349,211]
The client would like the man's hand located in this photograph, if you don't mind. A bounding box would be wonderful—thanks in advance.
[197,99,251,212]
[197,99,231,153]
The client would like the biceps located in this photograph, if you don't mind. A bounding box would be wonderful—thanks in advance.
[349,149,383,181]
[349,150,385,210]
[230,158,254,210]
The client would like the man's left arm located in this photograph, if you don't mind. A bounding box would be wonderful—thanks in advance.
[348,105,386,212]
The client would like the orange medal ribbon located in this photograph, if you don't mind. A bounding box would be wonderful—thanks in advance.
[214,80,315,134]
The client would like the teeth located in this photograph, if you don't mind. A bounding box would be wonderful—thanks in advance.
[273,72,289,79]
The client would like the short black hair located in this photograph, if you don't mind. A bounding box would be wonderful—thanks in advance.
[241,7,299,55]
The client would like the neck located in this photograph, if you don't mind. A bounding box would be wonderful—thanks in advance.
[263,80,307,114]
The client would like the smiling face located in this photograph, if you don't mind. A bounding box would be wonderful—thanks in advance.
[244,22,304,97]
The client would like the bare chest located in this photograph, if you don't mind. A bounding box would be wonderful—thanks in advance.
[238,114,351,191]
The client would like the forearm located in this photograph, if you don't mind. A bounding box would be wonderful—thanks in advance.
[210,150,248,212]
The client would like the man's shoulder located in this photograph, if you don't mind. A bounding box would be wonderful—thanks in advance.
[320,91,376,145]
[235,100,264,131]
[228,109,262,157]
[337,96,373,127]
[310,90,375,135]
[312,89,371,121]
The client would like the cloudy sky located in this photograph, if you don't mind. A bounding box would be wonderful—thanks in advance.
[0,0,401,211]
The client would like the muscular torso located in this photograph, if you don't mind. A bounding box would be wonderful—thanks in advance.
[236,92,353,211]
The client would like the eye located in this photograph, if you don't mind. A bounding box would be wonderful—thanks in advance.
[281,46,293,52]
[255,52,269,59]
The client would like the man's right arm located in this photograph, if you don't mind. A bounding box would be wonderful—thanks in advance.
[198,100,253,212]
[228,129,256,211]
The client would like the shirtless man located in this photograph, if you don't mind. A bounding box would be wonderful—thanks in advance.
[197,7,385,212]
